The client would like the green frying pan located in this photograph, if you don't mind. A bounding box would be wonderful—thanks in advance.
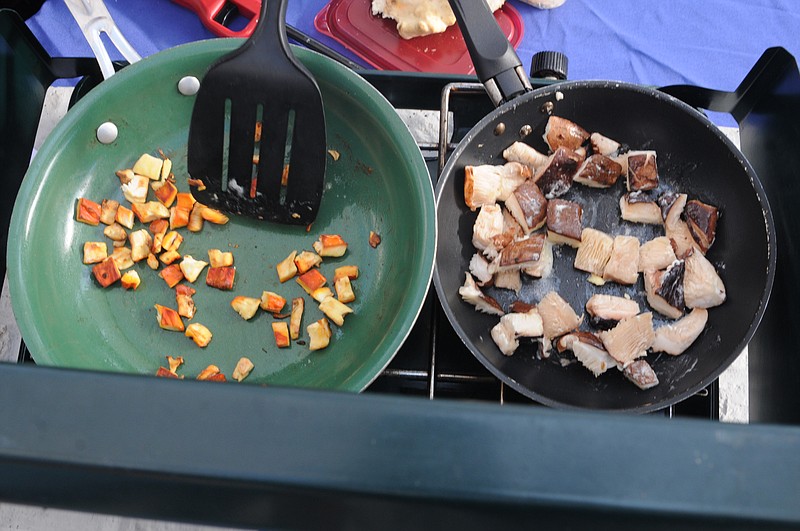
[7,39,436,390]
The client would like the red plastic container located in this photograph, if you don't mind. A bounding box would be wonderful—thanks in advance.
[315,0,524,74]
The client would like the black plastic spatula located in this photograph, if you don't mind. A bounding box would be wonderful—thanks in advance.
[187,0,326,225]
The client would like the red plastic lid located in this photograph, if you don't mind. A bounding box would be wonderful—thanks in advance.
[314,0,524,74]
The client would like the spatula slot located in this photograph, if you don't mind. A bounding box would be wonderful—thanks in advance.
[279,108,296,205]
[221,98,232,193]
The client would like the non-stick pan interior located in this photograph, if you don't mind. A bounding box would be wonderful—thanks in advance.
[434,81,774,412]
[8,40,435,391]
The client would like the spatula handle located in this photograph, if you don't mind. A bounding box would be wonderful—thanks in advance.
[249,0,288,54]
[447,0,531,106]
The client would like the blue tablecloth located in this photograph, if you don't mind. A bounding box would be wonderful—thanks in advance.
[26,0,800,94]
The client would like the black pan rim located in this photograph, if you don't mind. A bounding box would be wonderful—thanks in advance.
[433,79,776,413]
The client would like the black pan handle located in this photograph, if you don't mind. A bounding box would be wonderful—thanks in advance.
[447,0,532,106]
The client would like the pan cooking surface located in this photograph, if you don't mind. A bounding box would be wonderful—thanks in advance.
[434,81,774,412]
[8,41,435,390]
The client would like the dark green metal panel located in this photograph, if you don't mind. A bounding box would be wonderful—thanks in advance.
[0,363,798,529]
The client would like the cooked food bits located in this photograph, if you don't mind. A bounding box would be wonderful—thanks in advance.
[260,291,286,314]
[603,235,640,285]
[369,231,382,248]
[290,297,304,340]
[683,249,726,308]
[619,192,662,224]
[573,228,613,276]
[503,141,549,171]
[319,297,353,326]
[154,304,184,332]
[76,197,102,226]
[537,291,581,342]
[179,255,208,283]
[206,266,236,290]
[297,269,327,295]
[208,249,233,268]
[638,236,677,272]
[625,150,658,191]
[543,115,589,151]
[599,313,654,368]
[459,273,504,316]
[307,318,331,351]
[334,275,356,304]
[464,162,531,211]
[313,234,348,257]
[175,284,197,319]
[277,251,298,282]
[574,154,623,189]
[533,147,582,198]
[100,199,120,225]
[92,256,121,287]
[585,294,640,330]
[272,322,291,348]
[546,198,582,247]
[505,180,547,234]
[132,153,163,180]
[159,263,184,288]
[185,322,212,347]
[685,199,718,253]
[115,205,135,229]
[120,270,141,290]
[231,296,260,320]
[232,357,254,382]
[623,360,659,390]
[294,250,322,274]
[83,242,108,264]
[651,308,708,355]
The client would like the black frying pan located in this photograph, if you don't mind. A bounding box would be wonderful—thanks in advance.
[433,1,776,412]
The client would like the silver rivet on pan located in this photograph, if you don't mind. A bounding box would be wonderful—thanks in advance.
[494,123,506,135]
[541,101,554,114]
[519,124,533,138]
[96,122,118,144]
[178,76,201,96]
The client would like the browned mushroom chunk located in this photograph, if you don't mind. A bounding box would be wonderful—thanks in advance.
[543,115,589,151]
[683,248,726,309]
[599,312,655,368]
[643,260,685,319]
[574,228,614,276]
[625,150,659,191]
[533,147,583,198]
[503,141,550,172]
[659,192,698,258]
[623,359,659,390]
[557,331,618,377]
[468,252,494,286]
[459,272,504,316]
[651,307,709,355]
[685,199,719,253]
[546,198,583,247]
[603,235,640,285]
[537,291,583,353]
[638,236,678,272]
[620,191,662,225]
[585,294,640,330]
[573,154,624,188]
[494,270,521,293]
[496,233,546,273]
[505,180,548,234]
[523,239,554,279]
[490,308,544,356]
[464,162,532,211]
[589,132,622,157]
[472,204,504,259]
